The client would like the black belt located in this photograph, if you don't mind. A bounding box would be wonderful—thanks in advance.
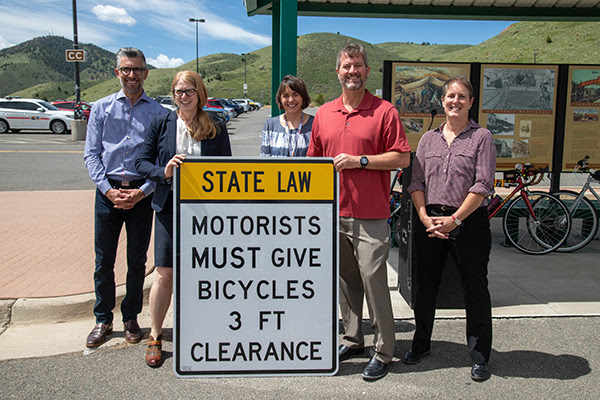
[427,204,458,216]
[108,178,146,189]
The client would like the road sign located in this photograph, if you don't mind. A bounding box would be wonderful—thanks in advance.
[65,49,85,62]
[174,158,338,377]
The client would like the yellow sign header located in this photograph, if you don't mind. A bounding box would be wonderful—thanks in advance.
[179,160,335,201]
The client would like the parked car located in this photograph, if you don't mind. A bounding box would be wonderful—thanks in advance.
[207,98,238,118]
[154,96,177,111]
[0,97,73,134]
[247,100,261,111]
[231,98,251,112]
[203,106,229,123]
[51,100,92,120]
[220,98,244,115]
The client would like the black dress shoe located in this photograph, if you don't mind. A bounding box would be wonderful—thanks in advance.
[403,349,431,364]
[124,320,143,344]
[338,344,364,361]
[361,357,390,381]
[471,363,491,381]
[86,323,113,348]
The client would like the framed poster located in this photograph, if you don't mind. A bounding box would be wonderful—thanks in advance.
[479,65,558,169]
[563,66,600,170]
[390,62,470,150]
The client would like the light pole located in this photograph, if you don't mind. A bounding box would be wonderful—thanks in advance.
[241,53,249,98]
[189,18,205,74]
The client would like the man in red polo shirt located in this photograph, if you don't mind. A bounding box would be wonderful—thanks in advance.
[308,43,410,381]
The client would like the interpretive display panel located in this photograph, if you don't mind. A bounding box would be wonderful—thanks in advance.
[479,64,558,169]
[173,158,338,377]
[563,66,600,170]
[390,62,470,150]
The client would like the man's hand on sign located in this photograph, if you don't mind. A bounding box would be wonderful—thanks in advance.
[165,154,187,179]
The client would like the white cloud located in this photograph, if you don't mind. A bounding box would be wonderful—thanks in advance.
[91,5,136,26]
[147,54,185,69]
[126,0,271,47]
[0,35,13,50]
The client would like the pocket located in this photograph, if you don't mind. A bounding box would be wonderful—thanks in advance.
[424,152,443,179]
[451,146,477,180]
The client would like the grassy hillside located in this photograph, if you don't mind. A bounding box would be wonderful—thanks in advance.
[377,42,471,62]
[437,21,600,64]
[0,36,116,97]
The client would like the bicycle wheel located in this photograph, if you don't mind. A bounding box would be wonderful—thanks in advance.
[553,190,599,252]
[503,191,571,255]
[391,213,402,247]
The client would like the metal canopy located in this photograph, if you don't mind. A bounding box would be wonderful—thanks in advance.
[246,0,600,20]
[244,0,600,112]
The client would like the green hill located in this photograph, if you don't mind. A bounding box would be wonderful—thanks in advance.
[0,35,117,98]
[4,21,600,104]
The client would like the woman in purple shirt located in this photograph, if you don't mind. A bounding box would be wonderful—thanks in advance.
[405,76,497,382]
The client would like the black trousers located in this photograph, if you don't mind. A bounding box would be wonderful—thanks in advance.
[412,206,492,364]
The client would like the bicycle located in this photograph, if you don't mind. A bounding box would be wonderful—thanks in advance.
[488,163,572,255]
[552,167,600,252]
[388,168,403,247]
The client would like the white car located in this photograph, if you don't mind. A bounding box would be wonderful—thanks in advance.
[0,97,73,134]
[231,98,251,112]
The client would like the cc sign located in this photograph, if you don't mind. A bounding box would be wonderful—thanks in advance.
[65,49,86,62]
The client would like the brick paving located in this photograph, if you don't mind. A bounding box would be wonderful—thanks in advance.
[0,190,154,299]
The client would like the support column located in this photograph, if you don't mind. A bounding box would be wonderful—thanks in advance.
[271,1,281,117]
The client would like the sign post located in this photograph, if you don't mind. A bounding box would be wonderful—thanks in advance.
[174,158,338,377]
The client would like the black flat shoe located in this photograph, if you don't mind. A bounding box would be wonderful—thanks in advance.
[361,357,390,381]
[471,363,491,382]
[403,349,431,365]
[338,344,364,361]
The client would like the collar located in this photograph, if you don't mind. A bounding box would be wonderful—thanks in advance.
[437,118,480,136]
[116,89,150,106]
[333,90,374,113]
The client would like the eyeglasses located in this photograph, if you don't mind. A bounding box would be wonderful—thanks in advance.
[118,67,146,76]
[173,88,197,97]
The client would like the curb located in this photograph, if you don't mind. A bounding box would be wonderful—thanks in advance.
[8,270,155,325]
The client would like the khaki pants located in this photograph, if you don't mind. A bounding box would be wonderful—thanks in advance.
[338,217,396,363]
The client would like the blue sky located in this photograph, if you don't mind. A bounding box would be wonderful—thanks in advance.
[0,1,515,68]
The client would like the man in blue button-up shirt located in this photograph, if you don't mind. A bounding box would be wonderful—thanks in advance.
[84,47,168,348]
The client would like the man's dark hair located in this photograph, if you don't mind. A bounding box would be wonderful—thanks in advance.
[336,43,369,70]
[116,47,147,69]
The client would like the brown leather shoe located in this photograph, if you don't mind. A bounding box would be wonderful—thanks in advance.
[124,320,143,344]
[86,323,113,348]
[146,335,163,368]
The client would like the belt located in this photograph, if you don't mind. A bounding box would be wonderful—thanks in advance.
[426,204,458,216]
[108,178,146,189]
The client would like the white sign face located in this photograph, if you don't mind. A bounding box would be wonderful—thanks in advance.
[174,158,338,377]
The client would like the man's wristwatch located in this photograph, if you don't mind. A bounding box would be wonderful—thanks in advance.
[451,214,462,226]
[360,155,369,169]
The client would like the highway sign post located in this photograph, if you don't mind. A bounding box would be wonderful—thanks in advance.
[174,158,338,377]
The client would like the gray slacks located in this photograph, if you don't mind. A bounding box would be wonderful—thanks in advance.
[338,217,396,363]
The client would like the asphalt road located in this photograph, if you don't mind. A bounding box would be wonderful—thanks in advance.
[0,318,598,399]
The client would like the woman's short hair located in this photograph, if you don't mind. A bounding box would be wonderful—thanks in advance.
[442,76,474,99]
[276,75,311,111]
